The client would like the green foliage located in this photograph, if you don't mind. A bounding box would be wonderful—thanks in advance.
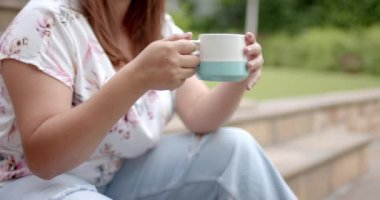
[362,26,380,75]
[262,26,380,75]
[259,0,380,33]
[176,0,246,33]
[290,29,358,72]
[171,1,380,76]
[174,0,380,34]
[170,11,191,31]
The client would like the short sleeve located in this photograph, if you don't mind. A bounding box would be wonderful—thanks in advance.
[162,14,184,37]
[0,3,76,89]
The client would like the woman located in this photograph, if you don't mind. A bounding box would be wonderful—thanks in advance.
[0,0,296,199]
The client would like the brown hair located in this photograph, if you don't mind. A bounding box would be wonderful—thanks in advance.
[79,0,165,66]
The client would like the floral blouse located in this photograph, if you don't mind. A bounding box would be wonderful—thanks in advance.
[0,0,182,186]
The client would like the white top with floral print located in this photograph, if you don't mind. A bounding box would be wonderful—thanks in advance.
[0,0,182,186]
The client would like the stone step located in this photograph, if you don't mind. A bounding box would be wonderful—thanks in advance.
[0,0,27,32]
[164,98,256,133]
[267,131,372,200]
[322,134,380,200]
[0,0,27,10]
[165,89,380,146]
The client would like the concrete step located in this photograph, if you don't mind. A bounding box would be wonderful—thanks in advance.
[267,131,372,200]
[323,134,380,200]
[164,98,256,134]
[0,0,27,31]
[164,98,259,133]
[165,89,380,146]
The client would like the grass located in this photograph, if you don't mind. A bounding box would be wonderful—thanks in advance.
[206,67,380,100]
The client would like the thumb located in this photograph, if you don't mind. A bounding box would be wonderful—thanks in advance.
[164,32,193,41]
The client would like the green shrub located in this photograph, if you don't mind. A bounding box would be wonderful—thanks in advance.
[261,33,293,67]
[262,26,379,75]
[169,1,193,32]
[259,0,380,33]
[362,25,380,75]
[291,28,360,72]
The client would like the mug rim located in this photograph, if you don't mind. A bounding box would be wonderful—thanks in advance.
[198,33,244,37]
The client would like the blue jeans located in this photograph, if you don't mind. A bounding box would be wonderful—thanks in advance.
[0,127,297,200]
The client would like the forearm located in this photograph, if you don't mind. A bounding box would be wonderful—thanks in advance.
[25,65,147,179]
[186,81,246,133]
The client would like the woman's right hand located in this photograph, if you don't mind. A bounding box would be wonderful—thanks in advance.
[131,33,200,91]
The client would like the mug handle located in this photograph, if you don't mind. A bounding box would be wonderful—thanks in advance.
[191,40,200,56]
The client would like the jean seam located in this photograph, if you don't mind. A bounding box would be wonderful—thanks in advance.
[216,179,237,200]
[49,184,98,200]
[132,179,231,199]
[216,130,240,199]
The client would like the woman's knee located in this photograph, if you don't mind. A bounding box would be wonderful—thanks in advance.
[207,127,261,153]
[62,191,111,200]
[193,127,267,178]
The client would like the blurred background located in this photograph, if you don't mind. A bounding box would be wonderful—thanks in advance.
[1,0,380,200]
[168,0,380,100]
[167,1,380,200]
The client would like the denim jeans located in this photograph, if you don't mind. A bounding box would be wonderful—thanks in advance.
[0,127,297,200]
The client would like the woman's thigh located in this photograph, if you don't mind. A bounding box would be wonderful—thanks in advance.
[0,174,110,200]
[105,127,296,200]
[105,131,218,200]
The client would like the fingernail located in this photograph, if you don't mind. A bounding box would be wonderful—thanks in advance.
[244,47,249,54]
[245,47,252,55]
[249,78,256,89]
[248,62,255,71]
[248,62,253,68]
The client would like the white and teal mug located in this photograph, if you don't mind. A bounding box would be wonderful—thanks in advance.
[192,34,248,82]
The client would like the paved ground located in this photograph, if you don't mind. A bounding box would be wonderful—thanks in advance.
[324,134,380,200]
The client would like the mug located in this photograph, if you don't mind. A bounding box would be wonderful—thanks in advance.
[192,34,248,82]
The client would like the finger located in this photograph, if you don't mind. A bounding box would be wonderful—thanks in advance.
[246,69,262,91]
[179,55,200,68]
[173,40,198,55]
[247,55,264,73]
[164,32,193,41]
[180,67,197,80]
[244,43,262,58]
[245,32,256,45]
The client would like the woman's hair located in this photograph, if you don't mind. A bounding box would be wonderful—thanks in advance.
[79,0,165,66]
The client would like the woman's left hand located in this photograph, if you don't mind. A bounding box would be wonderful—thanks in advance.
[243,32,264,90]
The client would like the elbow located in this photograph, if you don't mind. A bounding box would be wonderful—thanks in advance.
[183,113,231,134]
[27,161,58,180]
[24,153,59,180]
[186,123,222,134]
[22,137,62,180]
[34,172,56,181]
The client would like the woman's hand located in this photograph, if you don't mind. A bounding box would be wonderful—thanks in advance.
[243,32,264,90]
[131,33,200,91]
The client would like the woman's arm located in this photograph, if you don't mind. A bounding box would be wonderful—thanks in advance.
[2,59,146,179]
[175,76,248,133]
[1,36,198,179]
[175,33,263,133]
